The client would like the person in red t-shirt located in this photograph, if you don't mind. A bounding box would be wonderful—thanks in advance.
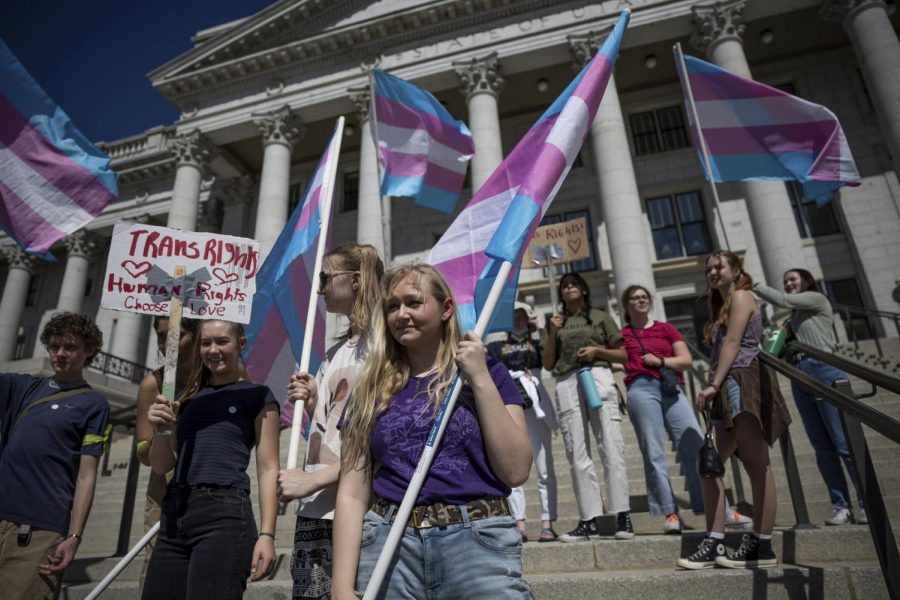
[620,285,703,535]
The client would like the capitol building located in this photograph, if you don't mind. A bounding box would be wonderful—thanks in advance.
[1,0,898,396]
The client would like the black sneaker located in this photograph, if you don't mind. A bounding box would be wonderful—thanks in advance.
[715,534,778,568]
[676,536,727,570]
[615,511,635,540]
[559,519,600,543]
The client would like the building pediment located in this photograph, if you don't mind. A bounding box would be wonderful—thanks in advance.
[148,0,591,111]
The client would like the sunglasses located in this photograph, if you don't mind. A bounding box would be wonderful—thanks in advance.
[318,270,354,291]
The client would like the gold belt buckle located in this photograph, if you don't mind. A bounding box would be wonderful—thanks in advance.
[411,506,426,528]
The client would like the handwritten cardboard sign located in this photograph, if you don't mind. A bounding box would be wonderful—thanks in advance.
[101,222,259,323]
[524,217,590,268]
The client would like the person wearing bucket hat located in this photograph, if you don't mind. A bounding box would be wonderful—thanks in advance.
[487,302,560,542]
[754,269,865,527]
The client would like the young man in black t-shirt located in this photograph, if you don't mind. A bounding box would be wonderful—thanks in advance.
[0,312,109,600]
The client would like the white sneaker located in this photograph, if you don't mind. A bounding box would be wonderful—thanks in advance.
[825,507,852,526]
[857,508,868,525]
[725,509,753,530]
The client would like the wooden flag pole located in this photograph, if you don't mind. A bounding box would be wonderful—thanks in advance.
[363,260,513,599]
[674,42,732,251]
[157,264,186,435]
[287,117,345,471]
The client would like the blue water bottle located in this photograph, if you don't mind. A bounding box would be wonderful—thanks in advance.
[577,365,604,409]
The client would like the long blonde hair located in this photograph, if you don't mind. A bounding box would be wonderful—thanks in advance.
[703,251,754,344]
[341,264,461,473]
[326,243,384,339]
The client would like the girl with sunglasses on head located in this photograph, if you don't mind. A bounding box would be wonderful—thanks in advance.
[134,317,199,593]
[677,252,790,571]
[543,272,632,542]
[143,320,280,599]
[754,268,865,526]
[276,243,384,600]
[332,264,532,600]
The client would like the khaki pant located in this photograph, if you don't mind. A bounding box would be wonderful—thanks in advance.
[0,520,64,600]
[554,368,630,520]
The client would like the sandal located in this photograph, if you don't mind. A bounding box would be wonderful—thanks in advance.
[538,527,558,542]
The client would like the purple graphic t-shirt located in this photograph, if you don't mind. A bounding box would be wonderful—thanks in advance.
[371,358,524,505]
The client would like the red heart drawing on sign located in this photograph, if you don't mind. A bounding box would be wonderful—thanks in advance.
[213,268,240,285]
[568,239,582,254]
[122,260,152,278]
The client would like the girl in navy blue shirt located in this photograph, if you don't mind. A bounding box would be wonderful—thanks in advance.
[143,320,280,599]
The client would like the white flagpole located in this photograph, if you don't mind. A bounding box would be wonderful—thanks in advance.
[674,42,731,251]
[287,117,345,471]
[83,522,160,600]
[364,65,392,263]
[363,260,513,599]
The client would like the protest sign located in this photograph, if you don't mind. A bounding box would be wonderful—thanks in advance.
[101,222,259,324]
[524,217,590,268]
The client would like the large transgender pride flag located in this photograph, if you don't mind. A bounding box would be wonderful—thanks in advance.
[428,11,630,332]
[677,51,859,206]
[0,39,117,255]
[245,124,340,427]
[372,69,474,213]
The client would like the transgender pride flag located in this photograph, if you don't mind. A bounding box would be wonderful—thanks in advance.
[372,69,474,213]
[676,49,859,206]
[428,11,630,332]
[245,122,341,428]
[0,38,117,255]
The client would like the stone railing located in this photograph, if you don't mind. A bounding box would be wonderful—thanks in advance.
[97,126,176,164]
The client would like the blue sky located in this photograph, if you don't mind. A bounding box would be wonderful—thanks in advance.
[1,0,273,143]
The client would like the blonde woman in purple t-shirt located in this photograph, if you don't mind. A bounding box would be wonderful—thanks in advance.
[332,264,533,600]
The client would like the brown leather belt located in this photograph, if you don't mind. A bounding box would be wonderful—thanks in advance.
[371,496,510,529]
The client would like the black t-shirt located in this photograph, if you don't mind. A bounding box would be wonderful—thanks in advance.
[174,380,275,490]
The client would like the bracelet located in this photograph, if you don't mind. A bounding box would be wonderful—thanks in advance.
[709,383,720,391]
[659,356,666,368]
[68,533,82,542]
[258,532,275,540]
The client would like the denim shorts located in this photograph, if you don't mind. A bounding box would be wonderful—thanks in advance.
[712,376,743,424]
[724,376,743,415]
[355,505,531,599]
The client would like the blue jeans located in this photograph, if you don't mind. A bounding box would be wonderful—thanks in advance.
[627,376,704,514]
[791,358,862,509]
[142,486,257,600]
[355,506,531,599]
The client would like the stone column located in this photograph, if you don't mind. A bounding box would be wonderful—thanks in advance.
[109,214,151,365]
[692,0,808,285]
[168,130,213,231]
[350,86,387,259]
[454,53,505,193]
[570,32,659,314]
[253,106,303,261]
[57,230,97,313]
[821,0,900,178]
[220,175,255,238]
[0,247,36,363]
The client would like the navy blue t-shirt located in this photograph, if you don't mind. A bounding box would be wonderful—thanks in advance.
[0,374,109,534]
[174,380,275,491]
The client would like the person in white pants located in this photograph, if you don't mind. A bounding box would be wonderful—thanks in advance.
[488,302,559,542]
[543,272,633,542]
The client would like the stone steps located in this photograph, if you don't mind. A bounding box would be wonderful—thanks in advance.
[61,529,893,599]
